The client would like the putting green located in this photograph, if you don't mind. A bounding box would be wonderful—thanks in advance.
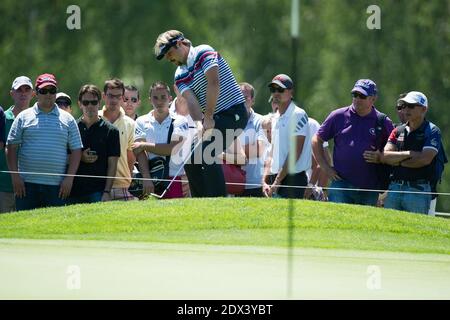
[0,239,449,299]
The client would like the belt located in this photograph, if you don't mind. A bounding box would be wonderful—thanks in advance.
[391,179,430,191]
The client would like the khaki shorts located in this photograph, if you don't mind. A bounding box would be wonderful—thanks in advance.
[110,188,138,201]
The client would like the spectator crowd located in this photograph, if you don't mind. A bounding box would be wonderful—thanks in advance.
[0,30,446,216]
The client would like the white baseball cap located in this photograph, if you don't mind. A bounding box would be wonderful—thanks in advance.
[55,92,72,105]
[399,91,428,107]
[11,76,33,90]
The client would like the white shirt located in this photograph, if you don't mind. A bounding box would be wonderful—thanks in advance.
[238,110,267,189]
[135,111,189,177]
[169,98,196,128]
[169,99,198,164]
[270,101,312,174]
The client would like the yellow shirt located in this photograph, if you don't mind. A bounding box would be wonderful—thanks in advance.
[99,106,135,188]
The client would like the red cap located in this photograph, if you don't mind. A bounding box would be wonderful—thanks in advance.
[35,73,57,89]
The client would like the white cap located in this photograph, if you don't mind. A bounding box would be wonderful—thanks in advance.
[399,91,428,107]
[56,92,72,104]
[11,76,33,90]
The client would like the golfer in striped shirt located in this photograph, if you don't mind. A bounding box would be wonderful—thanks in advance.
[154,30,248,197]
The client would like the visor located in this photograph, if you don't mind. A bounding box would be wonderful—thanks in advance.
[156,35,184,60]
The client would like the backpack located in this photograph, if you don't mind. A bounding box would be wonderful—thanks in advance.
[396,123,448,199]
[374,113,392,191]
[432,140,448,199]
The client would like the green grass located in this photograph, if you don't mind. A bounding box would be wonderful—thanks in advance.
[0,198,449,254]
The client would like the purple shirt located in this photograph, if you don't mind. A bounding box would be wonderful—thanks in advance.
[317,105,394,189]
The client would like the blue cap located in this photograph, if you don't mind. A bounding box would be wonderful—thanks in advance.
[351,79,377,96]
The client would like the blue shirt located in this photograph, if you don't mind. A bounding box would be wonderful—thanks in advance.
[175,44,245,114]
[388,120,441,181]
[7,103,83,186]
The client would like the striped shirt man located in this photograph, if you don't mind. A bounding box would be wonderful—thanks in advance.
[7,103,82,186]
[175,45,245,114]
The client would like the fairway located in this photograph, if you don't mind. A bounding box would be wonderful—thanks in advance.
[0,238,449,299]
[0,198,449,299]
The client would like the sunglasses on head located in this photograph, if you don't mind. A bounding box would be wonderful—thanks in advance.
[397,103,419,110]
[81,100,99,106]
[351,92,367,99]
[38,87,57,95]
[124,97,138,103]
[269,87,285,93]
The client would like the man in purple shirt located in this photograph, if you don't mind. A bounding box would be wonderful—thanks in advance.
[312,79,394,206]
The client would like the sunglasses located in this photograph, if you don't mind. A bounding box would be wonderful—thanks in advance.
[269,87,285,93]
[56,99,71,107]
[397,103,419,110]
[351,92,367,99]
[38,87,57,95]
[81,100,99,106]
[124,97,138,103]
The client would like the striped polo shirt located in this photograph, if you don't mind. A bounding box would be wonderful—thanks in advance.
[175,44,245,114]
[7,103,83,186]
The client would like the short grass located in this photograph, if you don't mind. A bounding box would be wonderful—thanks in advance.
[0,198,449,254]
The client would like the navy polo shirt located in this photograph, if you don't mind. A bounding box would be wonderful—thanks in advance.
[388,120,441,182]
[71,118,120,196]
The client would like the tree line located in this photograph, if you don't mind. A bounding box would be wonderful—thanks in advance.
[1,0,449,210]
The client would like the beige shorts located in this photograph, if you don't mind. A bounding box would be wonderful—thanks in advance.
[110,188,138,201]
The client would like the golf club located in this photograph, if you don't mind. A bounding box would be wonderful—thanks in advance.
[150,136,204,199]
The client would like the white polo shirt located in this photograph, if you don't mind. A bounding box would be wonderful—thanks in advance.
[238,110,267,189]
[135,111,189,177]
[169,99,198,163]
[270,101,311,175]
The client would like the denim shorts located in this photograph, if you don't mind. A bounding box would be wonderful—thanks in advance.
[328,180,379,206]
[384,181,431,214]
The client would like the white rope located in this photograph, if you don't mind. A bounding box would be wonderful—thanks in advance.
[1,170,449,197]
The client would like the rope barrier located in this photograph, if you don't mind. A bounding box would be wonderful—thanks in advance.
[1,170,449,197]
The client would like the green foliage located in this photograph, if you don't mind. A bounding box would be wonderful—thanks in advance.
[0,198,449,254]
[0,0,449,209]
